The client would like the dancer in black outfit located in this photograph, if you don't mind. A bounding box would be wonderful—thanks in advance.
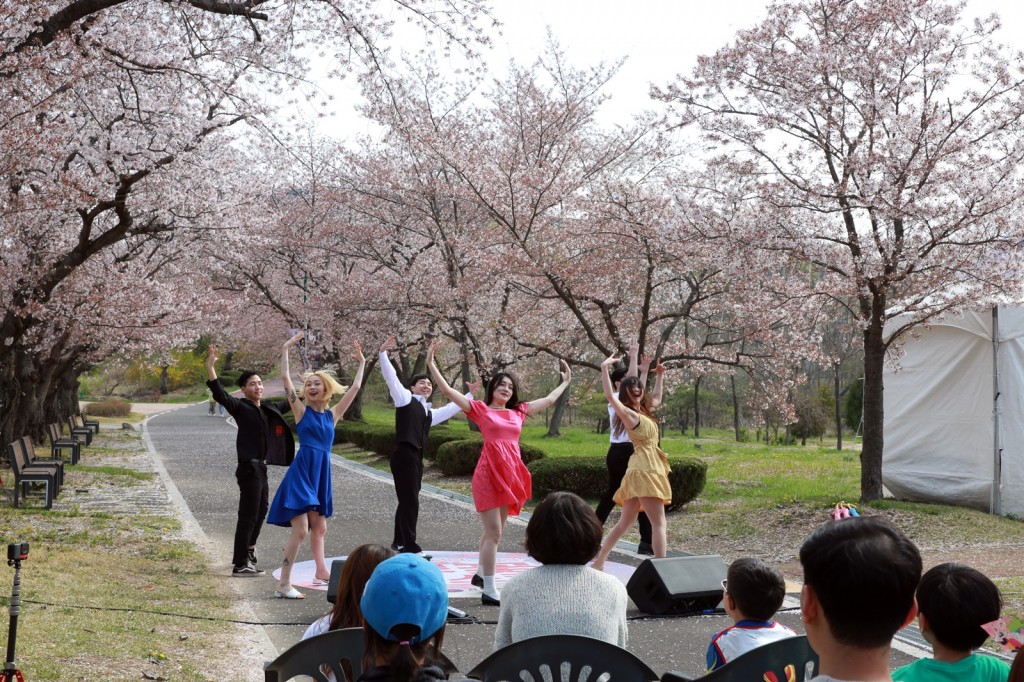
[379,335,477,554]
[207,345,295,576]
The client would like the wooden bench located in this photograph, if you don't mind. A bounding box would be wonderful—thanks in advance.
[47,422,81,465]
[6,437,62,509]
[76,413,100,436]
[66,415,92,446]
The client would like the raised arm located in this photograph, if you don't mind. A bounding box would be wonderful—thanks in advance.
[651,360,666,408]
[602,354,639,430]
[206,344,219,382]
[426,340,472,413]
[282,332,306,423]
[638,353,652,388]
[378,334,412,408]
[524,360,572,414]
[626,340,639,379]
[331,341,366,422]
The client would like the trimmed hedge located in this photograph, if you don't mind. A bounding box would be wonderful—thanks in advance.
[83,399,131,417]
[529,455,707,510]
[435,438,547,476]
[425,429,471,461]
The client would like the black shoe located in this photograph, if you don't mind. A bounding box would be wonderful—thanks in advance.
[398,543,423,554]
[232,563,265,577]
[248,547,257,565]
[481,593,500,606]
[637,542,654,556]
[471,573,484,588]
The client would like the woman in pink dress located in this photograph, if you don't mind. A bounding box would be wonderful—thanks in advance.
[427,340,571,606]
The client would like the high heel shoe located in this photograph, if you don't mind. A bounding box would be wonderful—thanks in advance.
[471,573,484,588]
[481,593,500,606]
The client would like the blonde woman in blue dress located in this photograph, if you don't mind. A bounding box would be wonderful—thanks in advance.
[268,331,365,599]
[592,352,671,571]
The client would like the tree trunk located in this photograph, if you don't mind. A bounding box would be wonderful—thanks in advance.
[834,362,843,451]
[860,314,886,502]
[731,374,741,441]
[544,388,569,437]
[693,376,702,439]
[159,365,169,395]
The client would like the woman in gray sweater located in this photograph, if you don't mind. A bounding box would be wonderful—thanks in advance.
[493,492,628,649]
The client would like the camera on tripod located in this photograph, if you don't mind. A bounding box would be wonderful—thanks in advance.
[6,544,27,564]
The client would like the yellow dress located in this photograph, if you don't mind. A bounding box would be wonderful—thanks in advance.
[613,413,672,505]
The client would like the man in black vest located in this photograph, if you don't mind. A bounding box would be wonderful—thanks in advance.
[379,335,477,554]
[207,345,295,576]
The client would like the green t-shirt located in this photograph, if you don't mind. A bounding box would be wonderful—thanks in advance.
[892,653,1010,682]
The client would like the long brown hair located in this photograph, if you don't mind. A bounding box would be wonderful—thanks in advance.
[611,376,657,437]
[326,543,395,631]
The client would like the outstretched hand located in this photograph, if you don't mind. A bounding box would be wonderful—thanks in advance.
[467,378,482,395]
[638,353,652,372]
[207,344,218,368]
[655,360,666,375]
[559,359,572,384]
[426,339,441,365]
[601,353,620,368]
[628,339,640,358]
[284,330,304,349]
[353,340,365,364]
[379,335,396,353]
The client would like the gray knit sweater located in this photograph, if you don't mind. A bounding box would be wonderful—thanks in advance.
[493,564,628,650]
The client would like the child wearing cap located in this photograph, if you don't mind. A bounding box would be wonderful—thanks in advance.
[359,554,466,682]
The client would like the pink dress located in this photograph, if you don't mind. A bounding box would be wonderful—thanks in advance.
[466,400,531,514]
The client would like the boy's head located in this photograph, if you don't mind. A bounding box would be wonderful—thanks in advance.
[723,557,787,621]
[800,517,921,649]
[609,365,628,388]
[917,563,1002,652]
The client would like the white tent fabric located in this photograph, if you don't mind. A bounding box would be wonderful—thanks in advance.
[883,307,1024,516]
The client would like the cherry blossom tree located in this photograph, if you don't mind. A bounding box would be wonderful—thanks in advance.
[658,0,1024,500]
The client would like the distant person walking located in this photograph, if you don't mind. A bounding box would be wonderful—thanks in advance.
[379,335,478,555]
[268,331,365,599]
[206,345,295,577]
[427,339,571,606]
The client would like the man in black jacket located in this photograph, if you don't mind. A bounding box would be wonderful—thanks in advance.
[207,345,295,576]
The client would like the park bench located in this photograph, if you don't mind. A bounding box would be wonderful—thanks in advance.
[66,415,93,446]
[6,436,62,509]
[47,422,81,465]
[75,412,100,436]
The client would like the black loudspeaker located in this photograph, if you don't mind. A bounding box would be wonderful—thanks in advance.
[325,558,346,604]
[626,555,728,615]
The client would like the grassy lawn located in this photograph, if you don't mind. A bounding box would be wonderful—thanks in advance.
[0,431,251,681]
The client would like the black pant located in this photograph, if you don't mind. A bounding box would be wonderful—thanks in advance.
[234,460,268,567]
[594,442,653,545]
[390,444,424,552]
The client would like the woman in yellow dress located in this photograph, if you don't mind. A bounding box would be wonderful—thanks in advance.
[592,352,671,570]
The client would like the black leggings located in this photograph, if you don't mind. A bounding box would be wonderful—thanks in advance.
[594,442,652,545]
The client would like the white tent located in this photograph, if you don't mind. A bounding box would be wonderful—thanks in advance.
[883,306,1024,516]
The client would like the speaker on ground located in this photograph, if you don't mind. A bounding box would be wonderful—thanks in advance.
[325,558,346,604]
[626,555,728,615]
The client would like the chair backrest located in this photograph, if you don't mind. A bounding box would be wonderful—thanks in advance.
[662,635,819,682]
[47,423,60,444]
[467,634,659,682]
[264,627,364,682]
[7,438,27,474]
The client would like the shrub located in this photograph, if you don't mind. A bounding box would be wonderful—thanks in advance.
[425,430,470,461]
[83,399,131,418]
[435,437,484,475]
[435,438,547,476]
[528,455,707,511]
[528,456,608,499]
[666,457,707,511]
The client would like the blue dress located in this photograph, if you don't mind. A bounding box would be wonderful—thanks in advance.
[267,408,334,525]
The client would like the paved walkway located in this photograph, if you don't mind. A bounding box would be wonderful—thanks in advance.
[83,399,936,677]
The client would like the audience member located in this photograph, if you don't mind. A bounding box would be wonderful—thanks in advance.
[494,492,628,649]
[359,554,465,682]
[302,543,396,641]
[892,563,1010,682]
[1009,647,1024,682]
[800,517,922,682]
[706,557,796,671]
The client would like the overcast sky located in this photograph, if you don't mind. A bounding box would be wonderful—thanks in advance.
[302,0,1024,140]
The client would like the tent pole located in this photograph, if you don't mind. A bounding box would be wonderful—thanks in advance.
[992,306,1003,516]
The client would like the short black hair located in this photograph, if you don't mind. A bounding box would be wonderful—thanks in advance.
[727,557,786,621]
[609,365,627,385]
[917,563,1002,652]
[407,373,431,389]
[524,492,603,565]
[238,370,258,388]
[799,517,921,648]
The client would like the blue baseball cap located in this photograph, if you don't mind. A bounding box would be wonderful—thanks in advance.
[360,554,448,643]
